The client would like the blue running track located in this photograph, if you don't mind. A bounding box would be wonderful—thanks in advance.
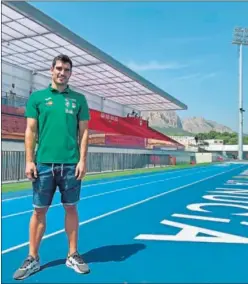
[2,163,248,283]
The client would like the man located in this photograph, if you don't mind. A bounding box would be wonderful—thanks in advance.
[13,54,90,280]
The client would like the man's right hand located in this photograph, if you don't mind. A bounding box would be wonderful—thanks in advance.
[25,162,38,181]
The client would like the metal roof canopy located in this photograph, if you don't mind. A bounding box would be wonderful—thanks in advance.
[2,1,187,112]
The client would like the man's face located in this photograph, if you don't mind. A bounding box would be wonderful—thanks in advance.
[51,60,72,86]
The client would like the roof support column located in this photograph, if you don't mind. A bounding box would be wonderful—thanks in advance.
[101,97,105,112]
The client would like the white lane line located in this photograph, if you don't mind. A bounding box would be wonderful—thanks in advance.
[2,194,33,202]
[241,221,248,226]
[1,165,217,202]
[2,168,212,219]
[2,165,243,255]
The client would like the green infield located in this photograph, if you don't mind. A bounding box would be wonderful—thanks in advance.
[2,163,212,193]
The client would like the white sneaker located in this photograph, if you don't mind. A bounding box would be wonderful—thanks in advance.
[66,251,90,274]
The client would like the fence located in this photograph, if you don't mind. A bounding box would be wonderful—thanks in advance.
[2,92,28,108]
[2,151,26,182]
[2,150,172,182]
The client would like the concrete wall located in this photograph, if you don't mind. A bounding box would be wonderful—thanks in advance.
[2,141,26,152]
[205,144,248,151]
[195,153,213,163]
[2,140,194,164]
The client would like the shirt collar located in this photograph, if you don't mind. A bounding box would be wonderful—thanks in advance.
[48,84,70,94]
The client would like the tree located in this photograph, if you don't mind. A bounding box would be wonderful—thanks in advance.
[208,131,218,139]
[244,136,248,145]
[228,137,238,145]
[194,131,248,145]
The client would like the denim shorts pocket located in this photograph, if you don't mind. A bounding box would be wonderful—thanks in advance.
[33,164,53,192]
[59,164,81,204]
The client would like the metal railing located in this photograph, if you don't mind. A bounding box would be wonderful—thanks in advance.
[2,92,28,108]
[2,151,26,181]
[1,151,171,182]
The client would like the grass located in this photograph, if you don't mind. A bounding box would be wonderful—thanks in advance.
[1,163,212,193]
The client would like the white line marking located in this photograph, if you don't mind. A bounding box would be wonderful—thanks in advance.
[2,169,212,219]
[216,188,248,190]
[241,221,248,226]
[1,166,216,202]
[224,183,248,186]
[2,165,243,254]
[135,219,248,244]
[172,213,230,223]
[2,195,33,202]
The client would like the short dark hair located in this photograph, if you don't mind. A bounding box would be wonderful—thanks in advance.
[52,54,73,69]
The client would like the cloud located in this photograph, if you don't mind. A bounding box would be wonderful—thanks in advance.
[175,73,201,81]
[173,72,218,82]
[201,72,217,79]
[126,60,187,71]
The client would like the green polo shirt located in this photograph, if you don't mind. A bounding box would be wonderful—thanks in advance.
[25,84,90,164]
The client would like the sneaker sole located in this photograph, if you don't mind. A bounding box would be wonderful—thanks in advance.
[14,265,40,280]
[66,260,90,274]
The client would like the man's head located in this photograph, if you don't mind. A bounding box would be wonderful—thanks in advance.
[51,54,73,87]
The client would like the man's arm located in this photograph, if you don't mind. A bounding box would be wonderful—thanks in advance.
[79,120,89,162]
[75,120,89,180]
[25,118,38,180]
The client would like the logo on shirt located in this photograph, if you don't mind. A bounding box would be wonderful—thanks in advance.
[65,98,77,115]
[45,97,53,106]
[65,109,74,114]
[46,101,53,106]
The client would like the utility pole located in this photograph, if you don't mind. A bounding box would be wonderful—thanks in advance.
[232,27,248,160]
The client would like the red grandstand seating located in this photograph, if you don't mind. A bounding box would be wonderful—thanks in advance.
[91,110,151,138]
[121,116,183,147]
[2,104,25,116]
[1,105,183,149]
[2,114,26,140]
[88,111,182,148]
[118,117,169,140]
[88,118,120,134]
[105,134,146,148]
[124,117,148,129]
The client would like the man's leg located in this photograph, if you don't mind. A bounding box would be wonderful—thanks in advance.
[64,204,79,255]
[59,164,90,274]
[13,163,56,280]
[13,207,48,280]
[29,207,48,258]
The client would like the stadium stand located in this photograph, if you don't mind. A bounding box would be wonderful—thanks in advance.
[1,2,186,151]
[2,96,184,150]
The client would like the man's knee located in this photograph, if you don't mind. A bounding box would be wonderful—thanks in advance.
[33,207,48,220]
[64,204,77,214]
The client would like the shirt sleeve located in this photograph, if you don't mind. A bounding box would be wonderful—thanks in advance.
[25,93,38,119]
[78,95,90,121]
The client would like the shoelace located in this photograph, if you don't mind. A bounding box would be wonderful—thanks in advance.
[71,253,85,264]
[20,257,34,269]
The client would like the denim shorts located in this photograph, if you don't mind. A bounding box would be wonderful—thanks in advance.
[32,163,81,208]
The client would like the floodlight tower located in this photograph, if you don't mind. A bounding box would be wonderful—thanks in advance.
[232,27,248,160]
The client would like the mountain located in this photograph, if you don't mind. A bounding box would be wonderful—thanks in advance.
[141,111,234,135]
[151,126,193,136]
[141,110,182,128]
[141,111,190,136]
[182,117,234,134]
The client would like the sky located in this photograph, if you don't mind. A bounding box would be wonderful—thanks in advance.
[31,1,248,133]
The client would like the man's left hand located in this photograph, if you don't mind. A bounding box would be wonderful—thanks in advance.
[75,161,86,180]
